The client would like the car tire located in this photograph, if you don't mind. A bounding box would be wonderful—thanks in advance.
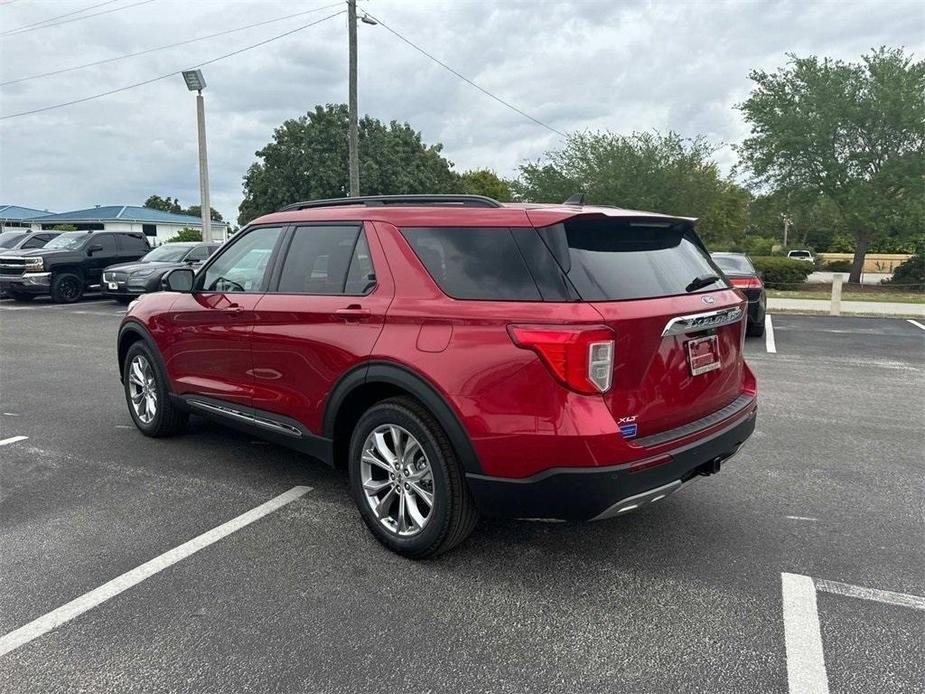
[123,341,188,437]
[348,397,479,559]
[8,291,34,302]
[746,319,765,337]
[50,272,83,303]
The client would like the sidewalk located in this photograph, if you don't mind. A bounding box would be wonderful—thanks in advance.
[768,297,925,318]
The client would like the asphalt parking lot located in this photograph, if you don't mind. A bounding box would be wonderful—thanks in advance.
[1,296,923,693]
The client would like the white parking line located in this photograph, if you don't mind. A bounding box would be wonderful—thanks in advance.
[765,314,777,353]
[0,435,28,446]
[0,485,311,658]
[815,578,925,611]
[907,319,925,331]
[781,573,925,693]
[782,572,829,694]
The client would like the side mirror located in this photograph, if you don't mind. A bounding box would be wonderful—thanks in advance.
[162,267,195,292]
[87,243,103,254]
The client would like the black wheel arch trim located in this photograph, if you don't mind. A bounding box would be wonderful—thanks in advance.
[323,360,483,474]
[117,320,170,389]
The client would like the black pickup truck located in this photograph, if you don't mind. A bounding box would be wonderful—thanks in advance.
[0,230,150,303]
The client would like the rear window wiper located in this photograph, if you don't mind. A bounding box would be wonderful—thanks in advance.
[685,274,721,292]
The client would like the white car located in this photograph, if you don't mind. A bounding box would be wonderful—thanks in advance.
[787,250,815,263]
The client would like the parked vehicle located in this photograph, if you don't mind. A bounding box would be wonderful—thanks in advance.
[0,232,60,298]
[117,195,757,558]
[0,230,59,251]
[710,253,766,337]
[0,230,149,303]
[101,242,219,303]
[787,249,814,263]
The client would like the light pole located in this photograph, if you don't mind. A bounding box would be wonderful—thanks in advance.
[181,69,213,243]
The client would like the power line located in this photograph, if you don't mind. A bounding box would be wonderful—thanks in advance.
[1,0,156,38]
[0,10,345,120]
[1,1,344,86]
[0,0,121,35]
[363,10,566,139]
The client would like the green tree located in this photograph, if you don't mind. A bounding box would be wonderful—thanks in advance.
[144,195,223,223]
[51,224,77,231]
[238,104,460,224]
[746,189,845,252]
[185,204,224,223]
[143,195,182,214]
[166,227,202,242]
[512,131,749,247]
[737,47,925,282]
[459,169,513,201]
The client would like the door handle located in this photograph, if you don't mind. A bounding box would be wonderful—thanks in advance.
[335,305,371,321]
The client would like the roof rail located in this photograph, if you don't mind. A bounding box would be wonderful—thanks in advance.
[279,194,503,212]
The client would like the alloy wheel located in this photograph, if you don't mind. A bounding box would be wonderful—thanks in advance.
[360,424,435,537]
[127,355,158,424]
[60,277,80,300]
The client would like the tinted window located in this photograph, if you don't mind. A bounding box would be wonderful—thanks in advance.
[400,227,541,301]
[201,226,282,292]
[119,234,148,251]
[712,254,755,274]
[538,219,726,301]
[184,245,210,262]
[344,231,376,295]
[22,236,47,249]
[93,235,117,252]
[276,225,363,294]
[142,244,192,262]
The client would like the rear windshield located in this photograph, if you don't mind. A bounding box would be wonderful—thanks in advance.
[538,218,726,301]
[400,227,541,301]
[789,250,811,258]
[712,254,755,274]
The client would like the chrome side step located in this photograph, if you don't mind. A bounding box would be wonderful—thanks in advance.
[186,399,303,438]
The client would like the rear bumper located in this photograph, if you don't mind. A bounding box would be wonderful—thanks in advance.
[466,401,756,521]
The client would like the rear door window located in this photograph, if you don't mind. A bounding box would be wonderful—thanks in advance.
[538,218,727,301]
[275,225,366,295]
[400,227,541,301]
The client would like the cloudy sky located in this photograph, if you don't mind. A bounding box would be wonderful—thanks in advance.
[1,0,922,222]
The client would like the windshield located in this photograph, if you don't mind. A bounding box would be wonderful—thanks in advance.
[789,250,811,258]
[142,244,192,262]
[0,232,26,248]
[43,232,90,250]
[712,254,755,274]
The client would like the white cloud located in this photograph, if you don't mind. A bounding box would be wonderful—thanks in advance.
[0,0,921,222]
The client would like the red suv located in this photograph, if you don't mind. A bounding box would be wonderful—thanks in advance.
[117,195,757,558]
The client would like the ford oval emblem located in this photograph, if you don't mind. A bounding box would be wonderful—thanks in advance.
[702,295,716,305]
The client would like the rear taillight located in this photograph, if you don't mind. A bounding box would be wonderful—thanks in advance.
[730,277,762,289]
[508,325,615,394]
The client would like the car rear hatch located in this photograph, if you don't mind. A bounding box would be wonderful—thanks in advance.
[527,211,748,440]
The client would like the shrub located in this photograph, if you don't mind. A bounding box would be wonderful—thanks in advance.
[825,259,853,273]
[166,227,202,242]
[750,256,814,289]
[883,255,924,290]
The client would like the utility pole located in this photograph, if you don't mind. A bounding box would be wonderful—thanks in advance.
[347,0,359,197]
[781,213,791,248]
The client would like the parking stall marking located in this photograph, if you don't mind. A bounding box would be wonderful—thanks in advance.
[0,485,312,658]
[782,573,925,694]
[782,572,829,694]
[908,319,925,331]
[815,578,925,611]
[0,435,28,447]
[765,314,777,353]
